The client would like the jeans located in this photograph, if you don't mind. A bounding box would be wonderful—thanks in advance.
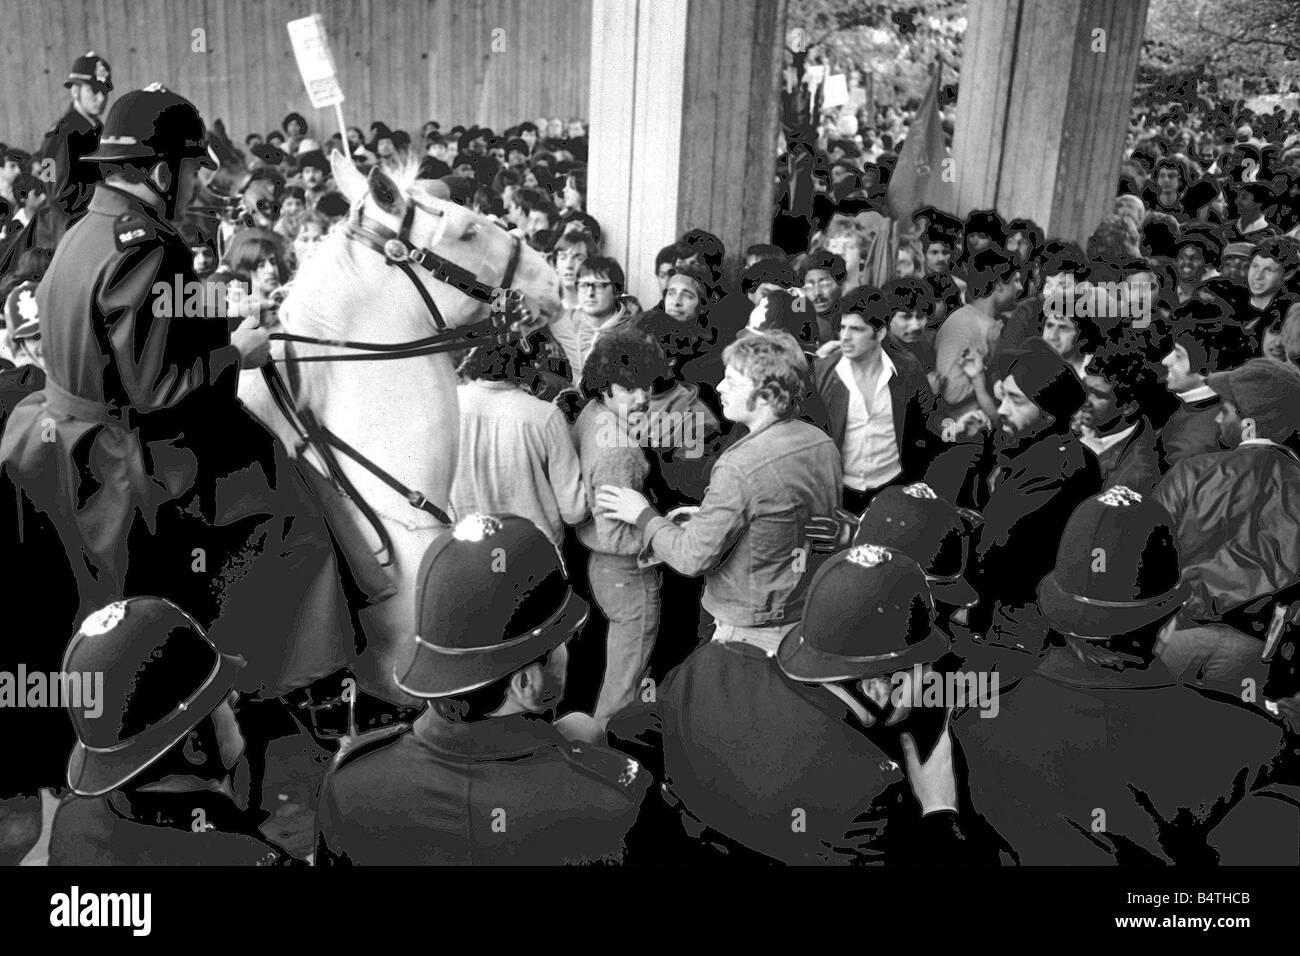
[590,552,662,725]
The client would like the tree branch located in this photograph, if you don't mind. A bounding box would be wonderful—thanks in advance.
[1196,22,1299,52]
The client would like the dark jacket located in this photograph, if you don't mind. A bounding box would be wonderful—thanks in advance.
[608,640,989,864]
[969,429,1102,637]
[0,183,351,695]
[49,789,295,866]
[41,106,103,225]
[957,645,1293,864]
[316,711,648,865]
[1154,441,1300,623]
[0,364,44,432]
[1092,416,1160,495]
[0,107,102,275]
[1157,391,1221,472]
[812,346,942,485]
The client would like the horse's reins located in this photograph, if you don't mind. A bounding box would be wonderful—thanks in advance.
[259,194,526,567]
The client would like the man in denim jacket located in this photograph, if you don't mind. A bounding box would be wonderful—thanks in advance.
[598,331,841,652]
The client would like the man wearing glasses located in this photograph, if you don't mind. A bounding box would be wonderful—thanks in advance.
[800,249,847,345]
[548,256,640,384]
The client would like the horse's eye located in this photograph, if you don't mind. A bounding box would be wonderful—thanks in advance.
[460,225,477,241]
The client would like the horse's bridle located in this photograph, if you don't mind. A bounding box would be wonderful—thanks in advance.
[271,195,525,361]
[260,193,528,568]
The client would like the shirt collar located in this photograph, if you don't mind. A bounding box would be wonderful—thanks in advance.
[1082,420,1138,456]
[835,348,895,387]
[1176,383,1217,404]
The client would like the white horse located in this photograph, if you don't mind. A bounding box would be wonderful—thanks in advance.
[239,153,560,704]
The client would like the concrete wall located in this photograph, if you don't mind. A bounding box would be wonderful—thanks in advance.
[587,0,786,304]
[951,0,1149,244]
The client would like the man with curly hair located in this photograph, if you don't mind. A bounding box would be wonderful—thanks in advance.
[1080,341,1163,495]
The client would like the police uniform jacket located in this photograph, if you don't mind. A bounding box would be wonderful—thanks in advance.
[968,428,1101,638]
[49,789,295,866]
[41,106,103,225]
[0,183,351,695]
[957,645,1295,864]
[315,709,648,865]
[609,640,990,864]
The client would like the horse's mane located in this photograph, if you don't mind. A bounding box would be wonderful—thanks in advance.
[383,153,423,195]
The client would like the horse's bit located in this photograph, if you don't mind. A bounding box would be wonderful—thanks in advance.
[259,194,527,567]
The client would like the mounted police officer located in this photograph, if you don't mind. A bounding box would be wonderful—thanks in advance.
[956,487,1296,864]
[0,52,110,274]
[0,85,353,699]
[316,514,650,865]
[48,597,299,865]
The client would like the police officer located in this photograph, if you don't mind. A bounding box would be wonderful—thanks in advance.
[48,597,298,865]
[316,514,650,865]
[0,85,352,697]
[957,487,1296,864]
[847,482,1037,692]
[609,542,989,864]
[44,52,112,228]
[0,52,110,274]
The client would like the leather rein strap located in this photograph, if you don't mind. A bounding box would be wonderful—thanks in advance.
[268,199,523,362]
[259,195,524,558]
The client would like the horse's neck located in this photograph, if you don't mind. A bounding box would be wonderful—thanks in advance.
[286,235,462,523]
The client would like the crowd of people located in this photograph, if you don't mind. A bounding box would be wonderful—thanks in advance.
[0,47,1298,868]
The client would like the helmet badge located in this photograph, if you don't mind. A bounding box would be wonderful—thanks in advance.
[81,601,128,637]
[453,513,503,542]
[903,482,938,500]
[1098,486,1143,508]
[847,544,892,568]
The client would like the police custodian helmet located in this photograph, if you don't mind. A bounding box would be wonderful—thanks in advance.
[82,83,215,169]
[62,597,247,797]
[1037,486,1189,639]
[395,514,589,698]
[778,543,951,684]
[65,50,112,92]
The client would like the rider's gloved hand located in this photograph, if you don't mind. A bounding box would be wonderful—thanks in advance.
[232,315,272,369]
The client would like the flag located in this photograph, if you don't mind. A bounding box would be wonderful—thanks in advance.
[886,66,955,226]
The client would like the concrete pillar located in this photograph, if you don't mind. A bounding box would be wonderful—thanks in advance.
[587,0,787,305]
[951,0,1149,245]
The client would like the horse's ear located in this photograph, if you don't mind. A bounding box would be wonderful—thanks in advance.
[329,149,367,205]
[367,165,406,216]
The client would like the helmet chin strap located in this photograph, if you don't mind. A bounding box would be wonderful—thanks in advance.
[139,161,183,220]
